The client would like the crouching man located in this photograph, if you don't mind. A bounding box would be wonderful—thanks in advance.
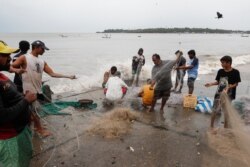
[138,79,154,108]
[104,66,128,106]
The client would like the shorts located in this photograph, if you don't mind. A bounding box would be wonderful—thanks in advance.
[187,77,196,89]
[154,89,171,100]
[132,66,142,76]
[212,93,233,114]
[176,70,186,84]
[122,87,127,94]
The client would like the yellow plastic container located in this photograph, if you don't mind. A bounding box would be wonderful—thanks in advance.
[183,94,197,109]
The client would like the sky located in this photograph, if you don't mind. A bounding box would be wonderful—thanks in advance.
[0,0,249,33]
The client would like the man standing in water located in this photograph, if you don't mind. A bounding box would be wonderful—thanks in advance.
[205,55,241,129]
[0,41,37,167]
[149,54,180,112]
[172,50,186,93]
[12,40,76,137]
[176,50,199,94]
[131,48,145,86]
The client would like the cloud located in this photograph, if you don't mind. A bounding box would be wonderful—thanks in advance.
[0,0,249,32]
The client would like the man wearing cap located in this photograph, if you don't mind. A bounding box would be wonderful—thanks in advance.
[12,40,76,137]
[0,41,37,167]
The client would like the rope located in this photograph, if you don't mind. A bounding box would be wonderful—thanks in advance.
[34,90,84,166]
[33,103,58,167]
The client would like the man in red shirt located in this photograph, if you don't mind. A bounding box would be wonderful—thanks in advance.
[0,41,37,167]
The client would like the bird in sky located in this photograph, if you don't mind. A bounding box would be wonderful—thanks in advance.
[216,12,223,19]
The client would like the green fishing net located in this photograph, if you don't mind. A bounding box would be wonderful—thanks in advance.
[40,101,97,117]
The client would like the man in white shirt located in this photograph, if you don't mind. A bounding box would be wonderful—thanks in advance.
[12,40,76,137]
[105,66,128,101]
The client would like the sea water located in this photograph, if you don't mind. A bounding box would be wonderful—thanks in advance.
[1,33,250,93]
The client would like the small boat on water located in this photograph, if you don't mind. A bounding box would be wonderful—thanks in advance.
[102,34,111,39]
[59,34,68,38]
[241,34,249,37]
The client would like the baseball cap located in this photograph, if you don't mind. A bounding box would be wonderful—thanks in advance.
[0,41,20,54]
[31,40,49,50]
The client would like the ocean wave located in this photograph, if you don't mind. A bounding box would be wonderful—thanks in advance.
[4,54,249,94]
[50,54,250,93]
[198,54,250,75]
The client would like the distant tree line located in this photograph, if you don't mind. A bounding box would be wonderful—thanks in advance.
[99,28,250,34]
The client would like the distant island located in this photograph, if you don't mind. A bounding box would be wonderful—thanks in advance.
[98,28,250,34]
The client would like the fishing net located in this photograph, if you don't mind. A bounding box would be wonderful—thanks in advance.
[233,96,250,124]
[40,101,97,117]
[88,108,138,138]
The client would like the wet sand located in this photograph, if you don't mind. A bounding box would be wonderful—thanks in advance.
[30,63,250,167]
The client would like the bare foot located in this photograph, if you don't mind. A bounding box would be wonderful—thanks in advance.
[36,128,52,137]
[148,108,154,112]
[171,89,176,92]
[142,104,148,109]
[160,108,164,113]
[209,127,218,135]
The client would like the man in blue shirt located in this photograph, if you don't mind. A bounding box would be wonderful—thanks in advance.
[176,50,199,94]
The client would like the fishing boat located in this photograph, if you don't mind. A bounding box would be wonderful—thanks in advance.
[102,34,111,39]
[241,34,249,37]
[59,34,68,38]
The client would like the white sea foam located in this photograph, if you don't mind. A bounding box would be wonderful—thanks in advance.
[44,55,250,93]
[199,54,250,75]
[49,59,152,94]
[49,54,250,94]
[3,54,249,94]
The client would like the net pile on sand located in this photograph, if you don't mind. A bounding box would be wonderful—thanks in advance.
[88,108,139,138]
[206,93,250,166]
[220,92,250,155]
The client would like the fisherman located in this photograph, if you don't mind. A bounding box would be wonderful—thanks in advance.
[102,66,121,88]
[131,48,145,86]
[205,55,241,128]
[0,41,37,167]
[12,40,76,137]
[105,66,128,101]
[138,79,154,107]
[176,50,199,95]
[149,53,181,112]
[172,50,186,93]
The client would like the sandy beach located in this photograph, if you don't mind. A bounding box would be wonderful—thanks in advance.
[29,62,250,167]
